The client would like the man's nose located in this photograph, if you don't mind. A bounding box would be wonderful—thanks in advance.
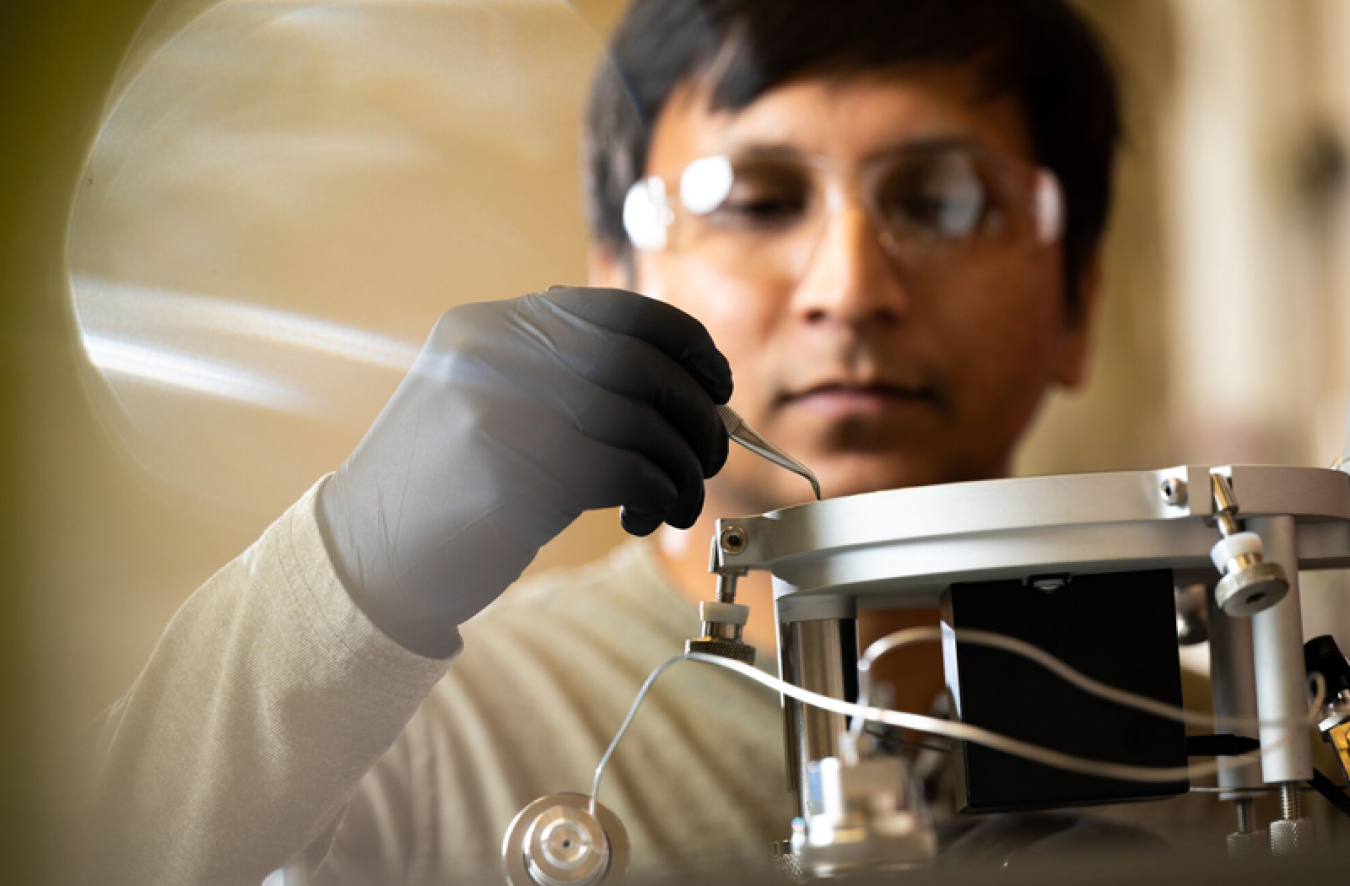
[790,206,911,329]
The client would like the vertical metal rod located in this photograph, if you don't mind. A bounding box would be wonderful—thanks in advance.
[778,617,858,819]
[1212,473,1242,536]
[715,573,739,604]
[1245,516,1313,785]
[1208,585,1263,797]
[1280,783,1301,820]
[1235,797,1254,833]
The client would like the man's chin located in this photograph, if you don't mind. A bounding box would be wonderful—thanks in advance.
[715,443,985,513]
[813,461,945,499]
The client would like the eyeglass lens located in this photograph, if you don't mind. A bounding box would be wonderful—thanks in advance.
[667,147,1049,280]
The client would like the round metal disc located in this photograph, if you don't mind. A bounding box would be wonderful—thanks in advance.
[1216,561,1289,616]
[503,793,629,886]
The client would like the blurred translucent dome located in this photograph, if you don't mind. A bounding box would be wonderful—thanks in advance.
[66,0,610,521]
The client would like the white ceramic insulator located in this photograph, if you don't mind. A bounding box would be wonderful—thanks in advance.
[700,600,749,627]
[1211,531,1263,571]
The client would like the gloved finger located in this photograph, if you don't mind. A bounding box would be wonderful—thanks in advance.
[458,386,686,528]
[536,287,734,404]
[570,441,688,535]
[569,391,708,530]
[550,330,729,479]
[621,471,705,537]
[476,350,704,528]
[619,506,664,537]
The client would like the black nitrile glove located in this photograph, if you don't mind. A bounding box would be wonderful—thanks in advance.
[317,287,732,657]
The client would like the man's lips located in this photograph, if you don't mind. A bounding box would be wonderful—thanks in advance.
[779,382,938,417]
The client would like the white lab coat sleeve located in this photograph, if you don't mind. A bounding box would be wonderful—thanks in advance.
[87,477,455,886]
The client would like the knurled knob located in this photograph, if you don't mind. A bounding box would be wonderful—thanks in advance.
[685,638,756,666]
[1225,830,1267,858]
[773,842,805,884]
[1269,818,1313,856]
[1215,560,1288,616]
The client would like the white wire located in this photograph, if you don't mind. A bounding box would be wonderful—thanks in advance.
[589,654,682,815]
[1188,784,1313,793]
[589,652,1326,814]
[851,626,1311,740]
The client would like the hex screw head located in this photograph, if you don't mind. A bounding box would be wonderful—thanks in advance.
[1160,477,1188,507]
[719,526,747,554]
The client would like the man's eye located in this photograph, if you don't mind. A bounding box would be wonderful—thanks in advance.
[711,191,809,228]
[883,181,987,239]
[897,193,980,234]
[877,153,994,240]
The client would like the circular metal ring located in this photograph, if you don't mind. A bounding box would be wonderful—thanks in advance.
[503,793,629,886]
[719,525,748,554]
[1216,561,1289,617]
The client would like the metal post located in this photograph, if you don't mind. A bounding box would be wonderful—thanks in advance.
[1208,585,1262,796]
[1245,515,1312,786]
[1245,515,1316,854]
[778,616,858,819]
[1209,588,1267,855]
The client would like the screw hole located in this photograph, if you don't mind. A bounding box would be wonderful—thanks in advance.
[1248,593,1266,605]
[720,526,748,553]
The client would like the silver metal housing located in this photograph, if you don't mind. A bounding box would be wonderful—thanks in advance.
[714,466,1350,616]
[712,465,1346,822]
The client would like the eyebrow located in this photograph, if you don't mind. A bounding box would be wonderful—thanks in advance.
[714,135,986,165]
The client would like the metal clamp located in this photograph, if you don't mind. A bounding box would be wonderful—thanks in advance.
[686,531,756,666]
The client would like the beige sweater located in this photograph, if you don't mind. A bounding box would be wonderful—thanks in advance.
[91,481,791,885]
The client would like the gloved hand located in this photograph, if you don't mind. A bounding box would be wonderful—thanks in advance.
[317,287,733,658]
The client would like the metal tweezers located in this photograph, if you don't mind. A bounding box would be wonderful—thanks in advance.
[716,404,822,502]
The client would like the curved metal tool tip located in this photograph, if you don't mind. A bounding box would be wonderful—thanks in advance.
[715,405,822,501]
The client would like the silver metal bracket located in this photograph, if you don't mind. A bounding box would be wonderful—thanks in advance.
[686,531,756,666]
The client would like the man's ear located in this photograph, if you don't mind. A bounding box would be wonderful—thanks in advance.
[587,244,638,291]
[1054,248,1103,390]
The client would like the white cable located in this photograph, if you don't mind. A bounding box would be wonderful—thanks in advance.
[589,652,1325,814]
[1188,784,1313,793]
[852,627,1312,739]
[589,654,679,815]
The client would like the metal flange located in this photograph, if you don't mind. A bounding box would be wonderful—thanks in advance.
[1215,560,1289,616]
[503,793,629,886]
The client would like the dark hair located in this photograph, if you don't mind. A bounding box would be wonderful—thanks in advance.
[583,0,1121,314]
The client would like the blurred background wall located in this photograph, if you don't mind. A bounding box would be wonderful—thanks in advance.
[4,0,1350,877]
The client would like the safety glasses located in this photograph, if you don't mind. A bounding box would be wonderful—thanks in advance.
[623,142,1063,282]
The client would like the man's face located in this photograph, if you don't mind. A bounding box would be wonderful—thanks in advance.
[601,67,1095,512]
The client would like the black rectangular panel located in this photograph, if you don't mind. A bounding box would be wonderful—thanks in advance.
[942,570,1188,814]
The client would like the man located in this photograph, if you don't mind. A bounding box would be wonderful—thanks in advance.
[90,1,1119,882]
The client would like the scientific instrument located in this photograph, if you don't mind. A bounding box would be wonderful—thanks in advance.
[505,430,1350,883]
